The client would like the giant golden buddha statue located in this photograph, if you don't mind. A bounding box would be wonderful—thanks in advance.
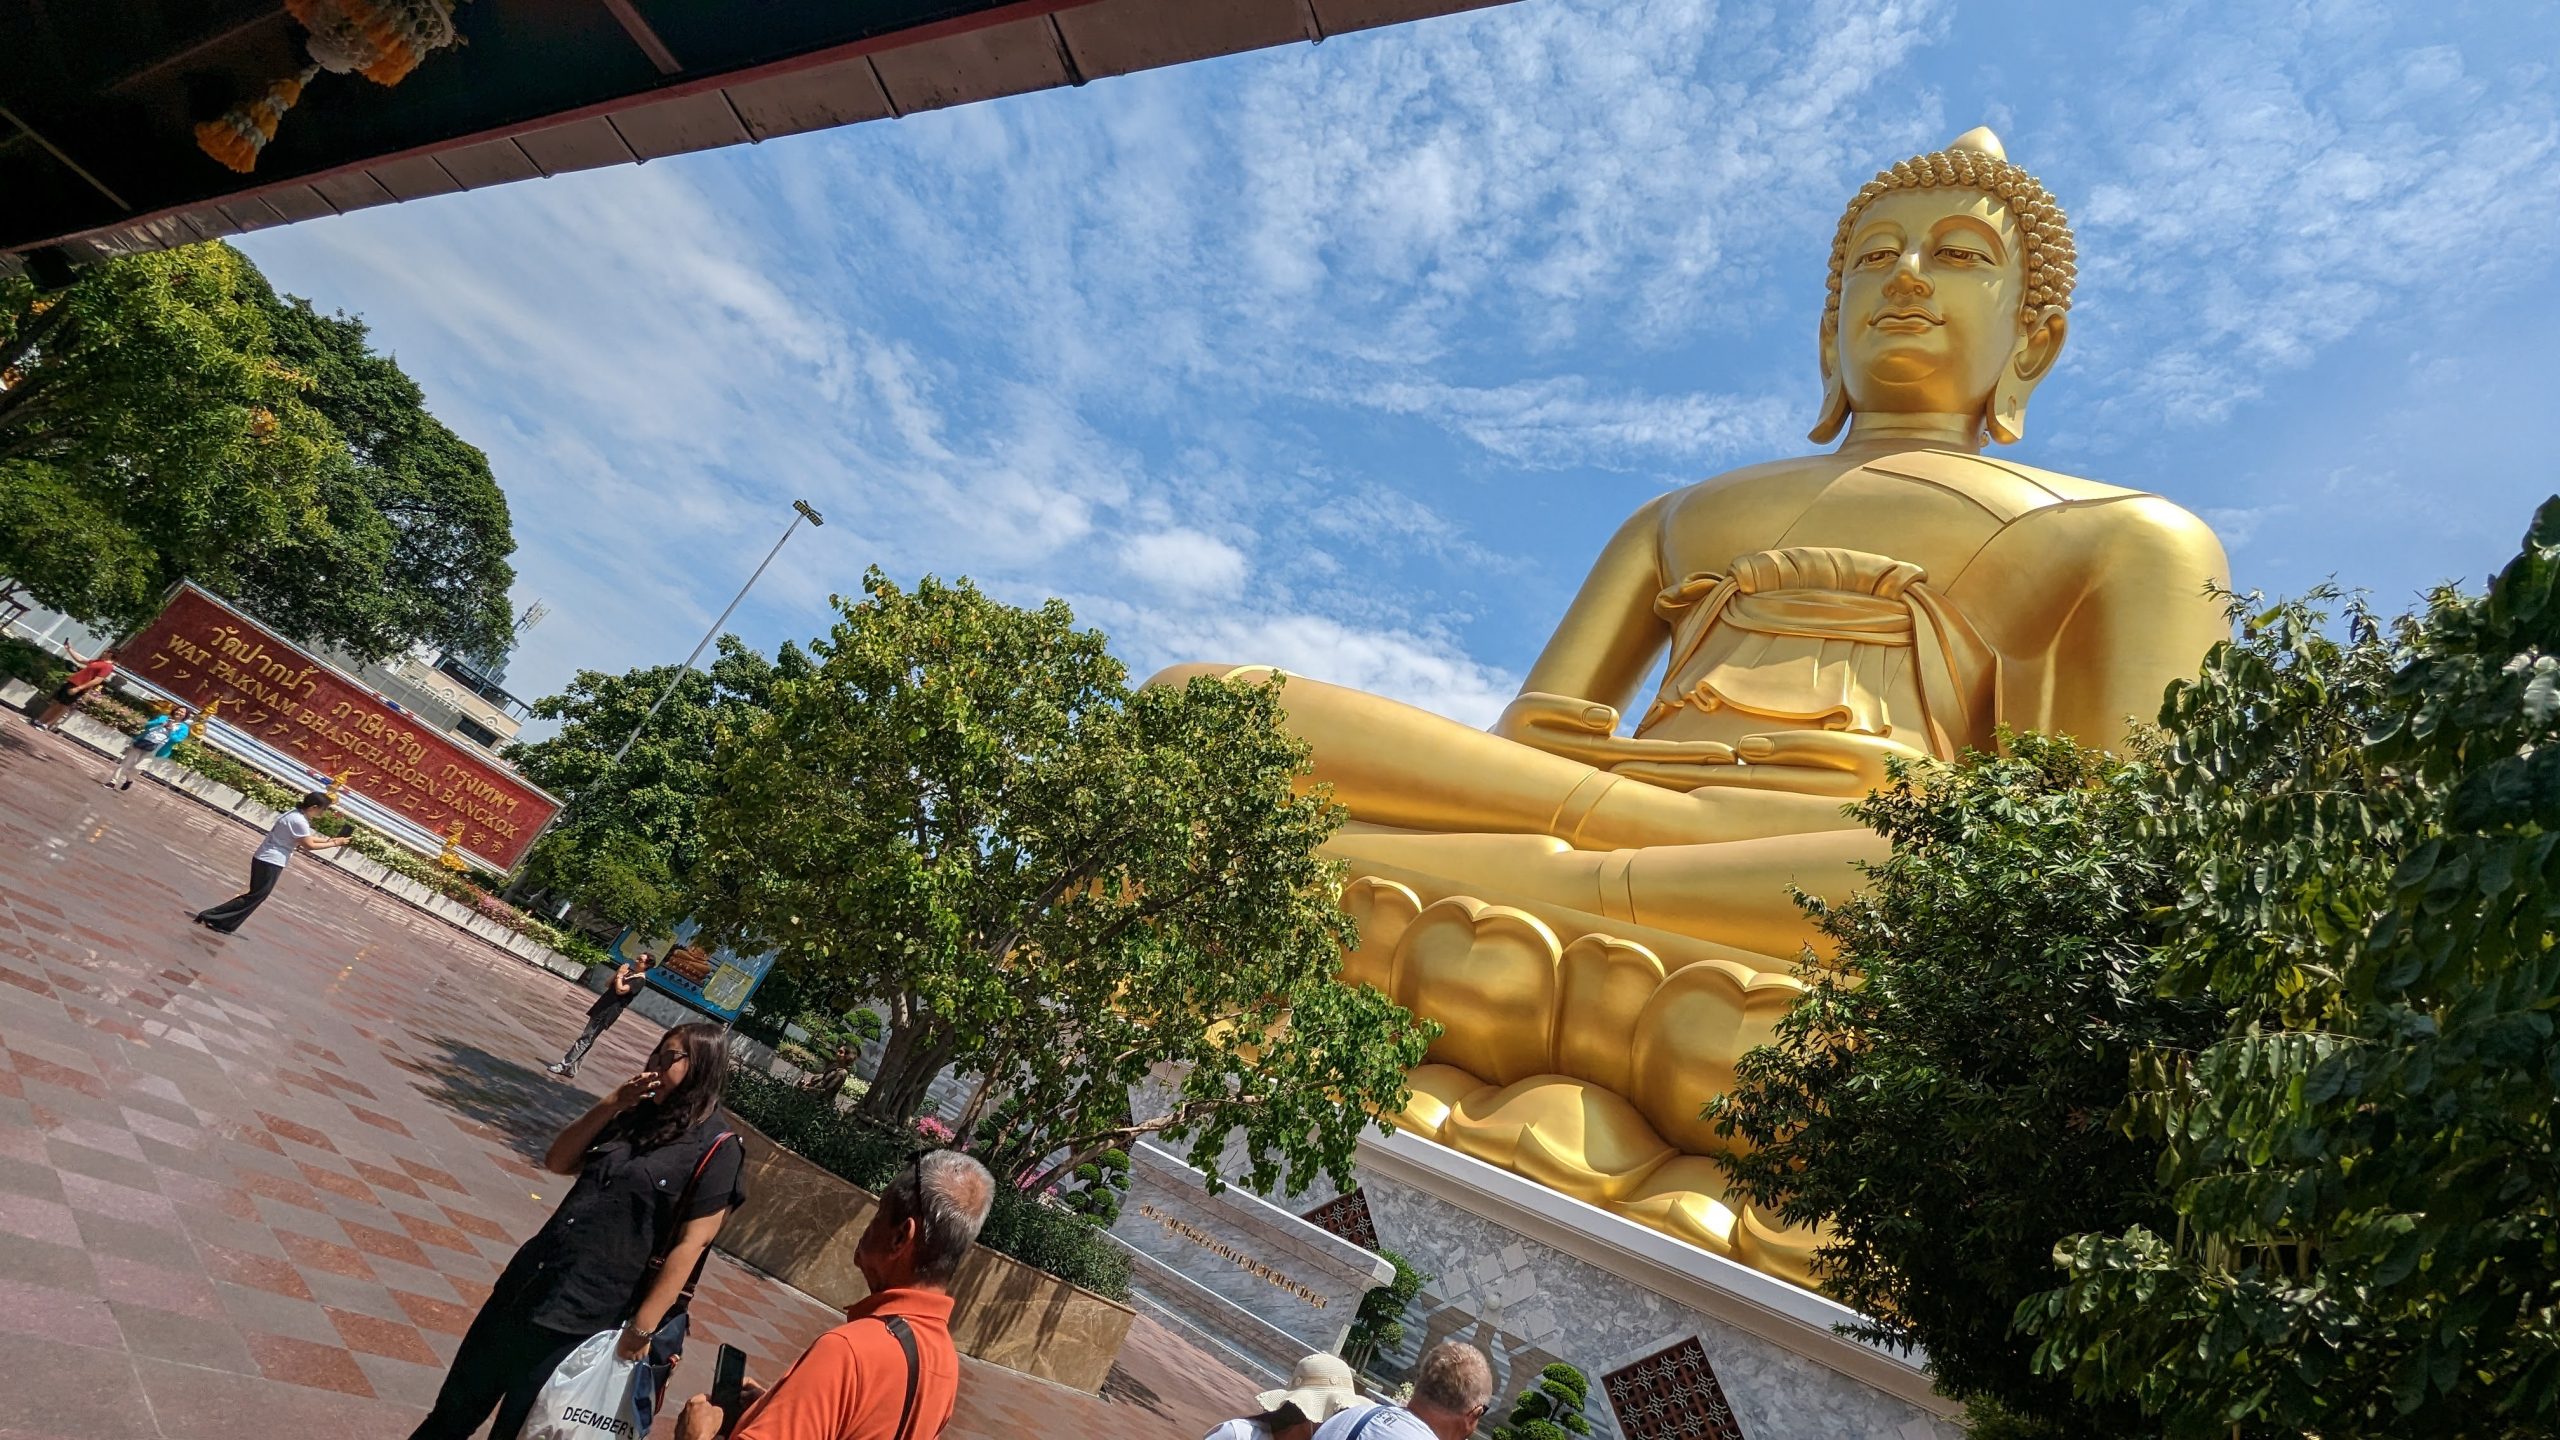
[1158,129,2230,1287]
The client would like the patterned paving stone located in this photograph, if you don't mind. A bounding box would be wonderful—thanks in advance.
[2,713,1263,1436]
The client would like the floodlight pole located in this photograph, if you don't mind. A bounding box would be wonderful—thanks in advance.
[608,499,822,767]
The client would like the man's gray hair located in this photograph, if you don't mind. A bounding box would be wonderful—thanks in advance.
[879,1148,994,1285]
[1409,1340,1494,1415]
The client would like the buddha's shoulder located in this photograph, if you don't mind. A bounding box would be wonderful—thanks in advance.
[1661,449,2220,547]
[1848,448,2189,521]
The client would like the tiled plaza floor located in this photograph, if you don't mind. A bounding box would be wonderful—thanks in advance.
[0,716,1254,1438]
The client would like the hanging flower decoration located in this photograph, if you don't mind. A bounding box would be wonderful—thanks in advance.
[195,0,466,174]
[195,67,316,174]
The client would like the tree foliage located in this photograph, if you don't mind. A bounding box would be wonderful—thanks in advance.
[1492,1362,1593,1440]
[1707,732,2224,1434]
[506,635,806,933]
[691,568,1430,1198]
[0,243,514,661]
[2023,508,2560,1437]
[245,293,516,660]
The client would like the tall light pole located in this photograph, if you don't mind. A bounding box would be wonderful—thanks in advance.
[609,498,823,766]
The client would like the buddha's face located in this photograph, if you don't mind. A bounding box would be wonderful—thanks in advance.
[1833,187,2030,416]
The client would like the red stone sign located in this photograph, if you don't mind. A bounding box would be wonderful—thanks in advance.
[120,585,560,870]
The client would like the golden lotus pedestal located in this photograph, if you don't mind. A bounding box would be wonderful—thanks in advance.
[1339,874,1823,1287]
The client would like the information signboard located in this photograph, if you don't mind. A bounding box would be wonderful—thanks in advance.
[614,921,778,1021]
[118,583,561,870]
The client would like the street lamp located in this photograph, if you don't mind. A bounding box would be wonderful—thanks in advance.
[608,499,823,766]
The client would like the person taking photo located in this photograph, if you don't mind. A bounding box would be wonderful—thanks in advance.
[551,949,656,1078]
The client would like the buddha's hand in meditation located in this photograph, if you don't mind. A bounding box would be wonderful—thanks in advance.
[1495,692,1737,771]
[1611,729,1932,797]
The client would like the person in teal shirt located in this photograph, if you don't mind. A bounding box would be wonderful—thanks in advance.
[108,705,192,790]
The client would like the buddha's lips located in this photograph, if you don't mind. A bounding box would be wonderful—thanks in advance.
[1870,309,1942,328]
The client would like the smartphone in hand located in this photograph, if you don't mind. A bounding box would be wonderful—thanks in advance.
[711,1343,748,1431]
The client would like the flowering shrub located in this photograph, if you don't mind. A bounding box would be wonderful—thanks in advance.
[912,1115,955,1145]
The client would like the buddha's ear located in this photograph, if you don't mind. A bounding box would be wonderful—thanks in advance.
[1986,306,2067,445]
[1809,323,1850,444]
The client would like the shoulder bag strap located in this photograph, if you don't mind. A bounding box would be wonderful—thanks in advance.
[644,1130,736,1310]
[1344,1407,1392,1440]
[881,1315,922,1440]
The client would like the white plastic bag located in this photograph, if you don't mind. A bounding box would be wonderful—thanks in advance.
[518,1329,642,1440]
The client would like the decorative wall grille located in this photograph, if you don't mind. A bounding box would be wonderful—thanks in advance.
[1299,1188,1382,1251]
[1602,1336,1749,1440]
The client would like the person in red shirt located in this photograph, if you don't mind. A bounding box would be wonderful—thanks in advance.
[31,645,116,731]
[676,1149,993,1440]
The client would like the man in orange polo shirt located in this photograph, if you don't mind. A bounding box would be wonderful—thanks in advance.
[677,1150,994,1440]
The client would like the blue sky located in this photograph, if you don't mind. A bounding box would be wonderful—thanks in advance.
[240,0,2560,730]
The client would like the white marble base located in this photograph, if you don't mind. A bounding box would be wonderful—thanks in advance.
[1348,1129,1962,1440]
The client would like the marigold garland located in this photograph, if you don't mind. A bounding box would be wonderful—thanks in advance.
[194,67,315,174]
[194,0,464,174]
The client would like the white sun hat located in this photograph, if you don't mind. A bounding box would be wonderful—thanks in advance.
[1257,1352,1363,1423]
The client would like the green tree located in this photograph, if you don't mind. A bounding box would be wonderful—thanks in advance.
[1344,1248,1428,1374]
[0,243,514,662]
[243,293,516,661]
[506,635,806,933]
[692,569,1431,1197]
[1492,1363,1592,1440]
[2,245,337,627]
[2023,513,2560,1436]
[1707,733,2224,1435]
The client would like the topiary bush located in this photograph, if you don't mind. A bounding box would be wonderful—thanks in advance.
[1059,1148,1130,1227]
[1345,1248,1428,1373]
[1493,1363,1592,1440]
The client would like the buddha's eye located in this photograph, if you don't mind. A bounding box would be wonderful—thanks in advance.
[1936,246,1986,264]
[1857,248,1898,267]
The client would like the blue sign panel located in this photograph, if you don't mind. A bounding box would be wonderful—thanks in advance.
[613,920,777,1021]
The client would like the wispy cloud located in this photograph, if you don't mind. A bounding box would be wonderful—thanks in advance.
[2065,6,2560,429]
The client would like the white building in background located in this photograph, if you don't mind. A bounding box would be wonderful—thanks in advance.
[323,644,533,755]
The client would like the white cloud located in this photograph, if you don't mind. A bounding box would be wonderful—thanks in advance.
[1122,528,1249,595]
[1355,377,1801,471]
[2200,504,2294,551]
[2069,3,2560,430]
[1102,604,1518,730]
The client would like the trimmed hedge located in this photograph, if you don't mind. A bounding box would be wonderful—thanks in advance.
[721,1067,1132,1301]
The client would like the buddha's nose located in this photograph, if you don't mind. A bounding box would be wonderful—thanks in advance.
[1884,251,1930,297]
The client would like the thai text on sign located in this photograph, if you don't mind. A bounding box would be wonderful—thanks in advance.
[119,584,561,870]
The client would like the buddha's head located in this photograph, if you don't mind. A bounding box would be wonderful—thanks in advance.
[1811,128,2077,446]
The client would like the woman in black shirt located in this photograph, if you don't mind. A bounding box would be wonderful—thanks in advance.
[409,1021,746,1439]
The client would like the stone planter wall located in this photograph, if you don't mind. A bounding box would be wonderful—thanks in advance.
[720,1115,1135,1394]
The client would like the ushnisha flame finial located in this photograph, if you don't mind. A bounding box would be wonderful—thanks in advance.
[1945,125,2006,159]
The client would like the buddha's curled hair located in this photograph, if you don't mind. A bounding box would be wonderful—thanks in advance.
[1821,136,2079,339]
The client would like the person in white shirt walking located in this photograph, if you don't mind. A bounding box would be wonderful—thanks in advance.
[192,791,352,934]
[1309,1342,1493,1440]
[1203,1353,1364,1440]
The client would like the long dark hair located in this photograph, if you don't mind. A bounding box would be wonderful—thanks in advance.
[617,1022,731,1151]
